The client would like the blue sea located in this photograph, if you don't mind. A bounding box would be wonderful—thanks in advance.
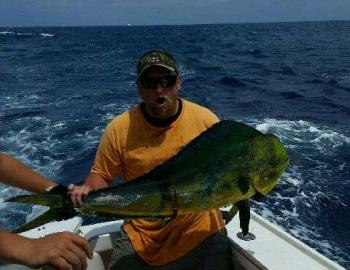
[1,21,349,268]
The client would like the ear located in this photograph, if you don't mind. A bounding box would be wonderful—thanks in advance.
[177,76,182,91]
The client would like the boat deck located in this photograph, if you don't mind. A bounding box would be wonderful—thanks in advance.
[227,211,345,270]
[0,212,345,270]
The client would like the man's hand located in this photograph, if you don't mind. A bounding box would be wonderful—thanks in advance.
[68,185,92,207]
[67,173,110,207]
[20,232,92,270]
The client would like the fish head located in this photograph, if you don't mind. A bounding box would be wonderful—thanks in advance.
[248,134,289,196]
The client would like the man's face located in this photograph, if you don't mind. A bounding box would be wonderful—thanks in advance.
[137,66,181,120]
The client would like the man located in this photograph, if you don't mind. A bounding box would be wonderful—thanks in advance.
[70,50,230,269]
[0,152,92,270]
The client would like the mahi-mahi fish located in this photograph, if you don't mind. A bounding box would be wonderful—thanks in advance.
[7,120,289,234]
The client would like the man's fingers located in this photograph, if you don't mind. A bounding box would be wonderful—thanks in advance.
[25,232,90,270]
[75,192,84,207]
[70,234,93,259]
[66,243,87,270]
[68,186,90,207]
[59,247,82,270]
[51,256,72,270]
[70,190,83,207]
[70,192,77,207]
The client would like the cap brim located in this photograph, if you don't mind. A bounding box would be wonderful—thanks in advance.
[137,64,177,79]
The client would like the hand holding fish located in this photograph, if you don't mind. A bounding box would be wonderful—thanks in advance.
[68,173,110,207]
[68,184,92,207]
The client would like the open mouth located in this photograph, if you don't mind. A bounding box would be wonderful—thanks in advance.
[156,97,167,106]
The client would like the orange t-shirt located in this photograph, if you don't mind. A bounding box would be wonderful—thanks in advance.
[91,99,224,266]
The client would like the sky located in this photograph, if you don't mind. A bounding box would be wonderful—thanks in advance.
[0,0,350,27]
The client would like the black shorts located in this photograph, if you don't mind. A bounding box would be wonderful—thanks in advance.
[108,227,231,270]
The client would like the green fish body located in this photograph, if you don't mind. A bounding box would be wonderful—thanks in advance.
[7,120,288,232]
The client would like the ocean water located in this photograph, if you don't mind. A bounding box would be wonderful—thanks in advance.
[1,21,349,268]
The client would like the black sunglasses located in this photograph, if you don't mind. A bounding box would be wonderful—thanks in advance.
[139,75,178,89]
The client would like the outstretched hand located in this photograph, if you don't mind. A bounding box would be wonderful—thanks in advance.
[20,232,92,270]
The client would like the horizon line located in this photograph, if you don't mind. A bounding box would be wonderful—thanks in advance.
[1,18,349,28]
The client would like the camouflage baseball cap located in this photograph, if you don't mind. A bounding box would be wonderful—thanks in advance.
[137,50,178,79]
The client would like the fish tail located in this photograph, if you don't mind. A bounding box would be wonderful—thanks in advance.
[12,208,61,233]
[6,193,63,207]
[7,194,76,233]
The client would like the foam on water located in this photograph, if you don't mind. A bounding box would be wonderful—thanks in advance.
[0,31,53,37]
[254,118,350,153]
[0,31,15,35]
[2,117,68,177]
[40,33,54,37]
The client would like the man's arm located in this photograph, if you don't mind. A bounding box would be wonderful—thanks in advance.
[0,152,56,193]
[69,122,121,207]
[0,230,92,269]
[0,153,93,269]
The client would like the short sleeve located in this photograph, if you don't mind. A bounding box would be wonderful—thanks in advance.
[91,121,122,181]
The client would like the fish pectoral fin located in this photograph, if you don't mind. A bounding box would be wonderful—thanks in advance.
[12,208,66,233]
[221,205,239,225]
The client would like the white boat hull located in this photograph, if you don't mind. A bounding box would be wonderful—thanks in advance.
[0,211,345,270]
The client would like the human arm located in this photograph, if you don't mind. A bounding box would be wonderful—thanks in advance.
[0,230,92,270]
[0,153,92,268]
[70,121,122,207]
[0,152,57,194]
